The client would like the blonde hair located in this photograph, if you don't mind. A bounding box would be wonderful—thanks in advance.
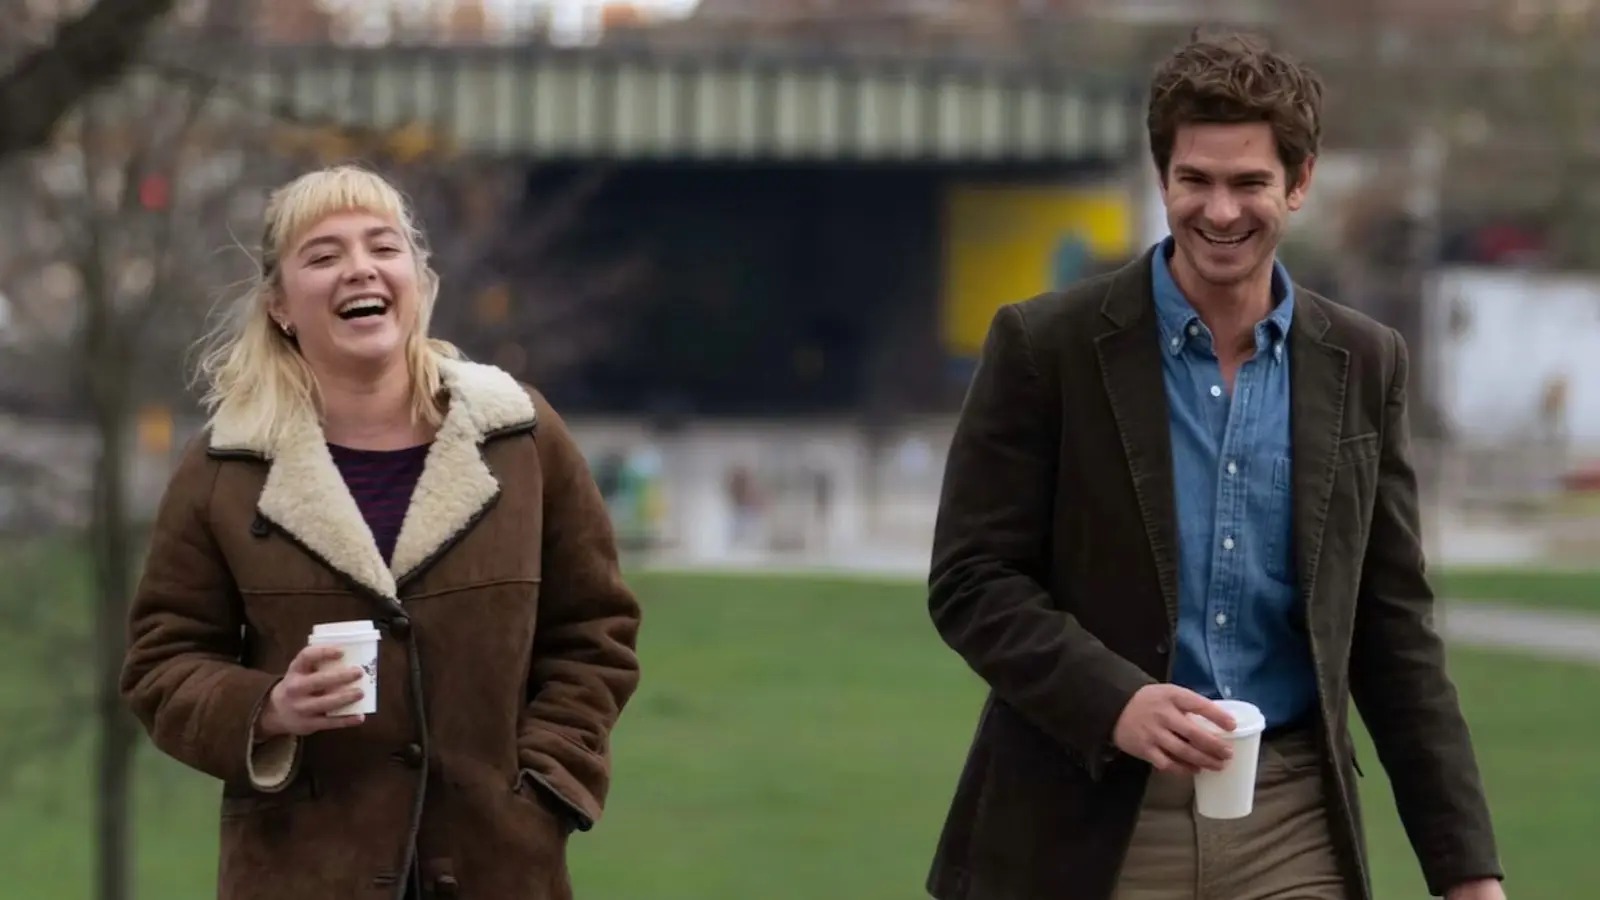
[195,164,459,449]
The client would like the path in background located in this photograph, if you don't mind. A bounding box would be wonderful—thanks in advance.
[641,553,1600,666]
[1439,603,1600,665]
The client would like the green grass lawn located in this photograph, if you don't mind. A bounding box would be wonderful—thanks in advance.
[0,571,1595,899]
[1435,567,1600,615]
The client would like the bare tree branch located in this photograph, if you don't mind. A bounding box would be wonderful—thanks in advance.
[123,82,217,341]
[0,0,180,159]
[512,167,615,262]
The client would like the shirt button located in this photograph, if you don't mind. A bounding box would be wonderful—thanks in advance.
[1226,460,1237,475]
[1275,343,1284,359]
[1215,612,1227,626]
[1210,385,1222,398]
[1221,686,1233,698]
[1222,536,1235,550]
[1171,336,1180,349]
[1188,324,1200,336]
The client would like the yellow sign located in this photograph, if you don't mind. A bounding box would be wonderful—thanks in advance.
[137,405,173,455]
[941,184,1133,357]
[476,283,511,325]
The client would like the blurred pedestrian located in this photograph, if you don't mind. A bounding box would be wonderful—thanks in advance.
[120,164,641,900]
[925,31,1505,900]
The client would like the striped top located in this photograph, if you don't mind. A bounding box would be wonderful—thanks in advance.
[328,442,431,565]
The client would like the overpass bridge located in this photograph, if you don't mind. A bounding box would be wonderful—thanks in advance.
[235,43,1139,166]
[216,42,1146,417]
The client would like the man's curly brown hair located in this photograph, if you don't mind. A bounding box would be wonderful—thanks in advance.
[1147,31,1324,189]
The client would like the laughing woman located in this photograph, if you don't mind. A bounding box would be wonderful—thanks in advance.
[119,165,642,900]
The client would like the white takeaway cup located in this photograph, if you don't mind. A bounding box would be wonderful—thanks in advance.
[307,620,381,717]
[1189,699,1267,820]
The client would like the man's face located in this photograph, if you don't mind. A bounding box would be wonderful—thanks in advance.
[1161,122,1312,291]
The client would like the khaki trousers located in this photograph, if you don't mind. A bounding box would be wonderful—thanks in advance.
[1112,729,1347,900]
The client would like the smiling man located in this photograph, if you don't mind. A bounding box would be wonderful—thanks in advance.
[924,32,1506,900]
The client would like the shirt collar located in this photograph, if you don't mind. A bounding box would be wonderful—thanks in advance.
[1150,235,1295,356]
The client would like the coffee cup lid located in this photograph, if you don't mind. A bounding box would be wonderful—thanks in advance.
[1191,699,1266,739]
[310,619,380,640]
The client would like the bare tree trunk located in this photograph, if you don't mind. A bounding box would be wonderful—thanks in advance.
[89,382,136,900]
[81,110,138,900]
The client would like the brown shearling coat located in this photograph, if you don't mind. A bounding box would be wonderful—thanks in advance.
[120,358,641,900]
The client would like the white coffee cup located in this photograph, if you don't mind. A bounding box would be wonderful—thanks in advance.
[307,620,381,717]
[1189,699,1267,820]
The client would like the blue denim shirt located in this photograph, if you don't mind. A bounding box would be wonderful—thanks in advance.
[1151,237,1316,729]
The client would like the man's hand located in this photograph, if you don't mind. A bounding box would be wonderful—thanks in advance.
[1445,879,1506,900]
[255,645,368,739]
[1112,684,1236,773]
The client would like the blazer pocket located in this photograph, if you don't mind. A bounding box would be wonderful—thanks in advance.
[1335,432,1379,469]
[1343,732,1365,778]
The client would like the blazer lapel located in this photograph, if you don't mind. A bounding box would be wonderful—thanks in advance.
[1094,248,1180,628]
[1288,292,1350,606]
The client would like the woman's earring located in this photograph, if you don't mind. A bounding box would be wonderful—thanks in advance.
[279,320,295,338]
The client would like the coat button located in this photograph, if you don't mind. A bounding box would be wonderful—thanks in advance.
[387,615,411,640]
[1155,639,1170,655]
[399,742,424,768]
[249,514,270,537]
[433,874,459,897]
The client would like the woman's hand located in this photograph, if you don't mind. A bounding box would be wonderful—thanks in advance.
[255,645,368,739]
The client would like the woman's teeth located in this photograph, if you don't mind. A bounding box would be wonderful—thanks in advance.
[337,297,388,319]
